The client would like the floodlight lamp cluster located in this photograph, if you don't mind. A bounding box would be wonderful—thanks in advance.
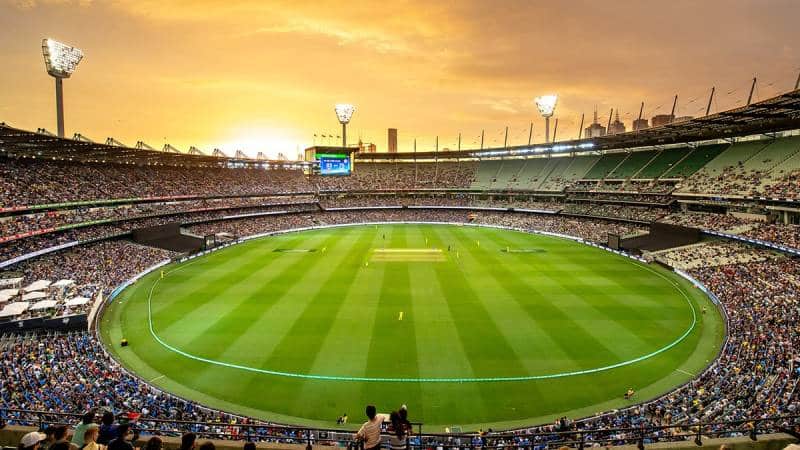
[535,95,558,117]
[334,103,355,124]
[42,38,83,78]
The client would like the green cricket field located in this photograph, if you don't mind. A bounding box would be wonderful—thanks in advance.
[100,223,723,431]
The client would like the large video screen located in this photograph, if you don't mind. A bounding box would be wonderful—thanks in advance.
[317,153,351,176]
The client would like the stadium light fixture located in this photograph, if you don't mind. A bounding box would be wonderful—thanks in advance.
[535,95,558,143]
[334,103,355,148]
[42,38,83,138]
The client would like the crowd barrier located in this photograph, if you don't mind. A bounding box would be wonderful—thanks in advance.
[1,408,797,449]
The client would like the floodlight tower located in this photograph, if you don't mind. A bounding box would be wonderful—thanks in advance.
[535,95,558,143]
[42,38,83,138]
[334,103,355,148]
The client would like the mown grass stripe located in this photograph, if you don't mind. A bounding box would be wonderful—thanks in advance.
[408,225,494,424]
[425,226,529,378]
[149,236,303,322]
[439,227,582,373]
[455,227,660,364]
[361,226,424,416]
[164,231,343,360]
[488,230,689,348]
[263,228,380,373]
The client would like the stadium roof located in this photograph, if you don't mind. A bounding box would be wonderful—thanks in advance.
[357,88,800,160]
[0,126,311,169]
[1,89,799,166]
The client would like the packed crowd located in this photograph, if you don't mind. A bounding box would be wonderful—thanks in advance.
[658,212,755,232]
[0,332,304,442]
[658,213,800,251]
[0,196,317,242]
[319,194,564,211]
[314,162,477,191]
[764,168,800,199]
[562,203,669,222]
[678,166,767,198]
[0,240,174,320]
[0,158,313,208]
[568,191,673,205]
[187,209,647,244]
[6,240,174,296]
[1,193,663,264]
[0,204,320,263]
[654,241,777,270]
[570,180,677,195]
[742,224,800,249]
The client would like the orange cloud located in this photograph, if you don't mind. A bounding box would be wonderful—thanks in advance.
[0,0,798,157]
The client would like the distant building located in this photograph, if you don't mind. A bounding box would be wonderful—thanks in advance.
[388,128,398,153]
[608,110,626,135]
[651,114,675,127]
[584,107,606,138]
[632,118,649,131]
[358,140,376,153]
[585,123,606,138]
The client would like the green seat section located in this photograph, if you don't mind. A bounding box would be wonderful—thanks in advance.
[636,148,690,179]
[583,153,627,179]
[663,144,729,178]
[607,150,659,179]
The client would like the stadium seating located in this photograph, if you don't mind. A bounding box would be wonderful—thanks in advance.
[3,128,800,447]
[661,144,729,179]
[583,153,628,180]
[634,148,690,179]
[317,161,477,191]
[0,159,312,208]
[676,138,800,196]
[1,207,799,447]
[606,150,659,179]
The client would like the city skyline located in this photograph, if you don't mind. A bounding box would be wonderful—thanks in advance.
[1,0,799,158]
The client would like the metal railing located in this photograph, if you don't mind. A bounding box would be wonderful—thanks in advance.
[1,408,797,449]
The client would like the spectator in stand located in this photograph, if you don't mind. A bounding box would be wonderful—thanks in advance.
[72,411,96,447]
[50,425,74,450]
[20,432,48,450]
[197,443,215,450]
[107,424,134,450]
[143,438,161,450]
[355,405,388,450]
[97,412,118,445]
[387,411,408,450]
[81,426,101,450]
[179,433,197,450]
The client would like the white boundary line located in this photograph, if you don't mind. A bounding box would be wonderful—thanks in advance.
[141,222,699,383]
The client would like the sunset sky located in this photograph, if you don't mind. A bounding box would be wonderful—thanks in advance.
[1,0,799,158]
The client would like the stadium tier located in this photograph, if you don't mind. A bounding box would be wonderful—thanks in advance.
[2,118,800,448]
[1,207,799,446]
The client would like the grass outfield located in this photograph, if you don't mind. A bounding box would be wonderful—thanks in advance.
[100,224,724,431]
